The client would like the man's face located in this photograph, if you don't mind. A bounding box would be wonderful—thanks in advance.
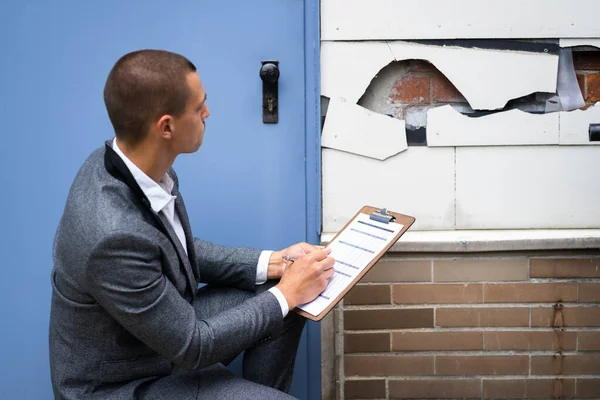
[171,72,210,154]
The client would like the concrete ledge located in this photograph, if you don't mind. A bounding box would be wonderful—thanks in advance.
[320,229,600,253]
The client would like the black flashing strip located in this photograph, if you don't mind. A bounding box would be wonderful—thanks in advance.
[406,39,560,55]
[406,126,427,146]
[464,110,546,118]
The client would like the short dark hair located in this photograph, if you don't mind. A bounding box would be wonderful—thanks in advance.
[103,49,197,145]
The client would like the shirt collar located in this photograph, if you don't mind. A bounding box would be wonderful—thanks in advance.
[112,138,176,213]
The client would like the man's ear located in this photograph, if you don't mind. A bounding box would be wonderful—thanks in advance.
[156,115,174,140]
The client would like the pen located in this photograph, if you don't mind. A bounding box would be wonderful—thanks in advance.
[282,255,297,263]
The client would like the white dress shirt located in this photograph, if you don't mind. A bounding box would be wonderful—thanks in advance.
[112,138,289,317]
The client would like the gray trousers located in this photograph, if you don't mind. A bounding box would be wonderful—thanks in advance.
[137,281,306,399]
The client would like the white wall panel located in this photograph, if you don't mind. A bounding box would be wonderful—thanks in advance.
[322,0,600,40]
[321,41,393,103]
[322,147,455,232]
[321,98,407,160]
[456,146,600,229]
[428,105,559,146]
[559,104,600,145]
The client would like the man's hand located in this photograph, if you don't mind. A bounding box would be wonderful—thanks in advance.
[275,248,335,310]
[267,242,321,280]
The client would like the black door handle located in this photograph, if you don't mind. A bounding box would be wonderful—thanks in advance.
[260,61,279,124]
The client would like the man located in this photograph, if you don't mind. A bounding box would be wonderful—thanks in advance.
[49,49,334,399]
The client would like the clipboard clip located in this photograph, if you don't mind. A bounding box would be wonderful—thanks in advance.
[370,208,396,224]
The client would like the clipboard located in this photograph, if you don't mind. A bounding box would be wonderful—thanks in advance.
[294,205,415,321]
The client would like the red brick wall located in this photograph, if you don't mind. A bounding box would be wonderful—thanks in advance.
[390,60,466,117]
[574,51,600,104]
[329,252,600,399]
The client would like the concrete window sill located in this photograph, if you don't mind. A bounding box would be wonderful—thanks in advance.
[320,229,600,253]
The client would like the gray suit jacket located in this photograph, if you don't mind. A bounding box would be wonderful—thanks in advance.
[49,141,283,399]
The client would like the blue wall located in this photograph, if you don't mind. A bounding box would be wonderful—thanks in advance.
[1,3,120,397]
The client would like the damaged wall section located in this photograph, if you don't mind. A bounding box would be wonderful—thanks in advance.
[321,98,407,160]
[321,41,600,232]
[321,40,559,111]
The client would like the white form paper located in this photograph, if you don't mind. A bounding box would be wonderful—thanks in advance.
[297,213,404,317]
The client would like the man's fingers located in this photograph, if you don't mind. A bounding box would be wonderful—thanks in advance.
[301,242,319,252]
[306,248,332,263]
[323,266,335,280]
[319,256,335,271]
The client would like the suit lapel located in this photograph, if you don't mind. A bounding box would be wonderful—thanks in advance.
[171,186,198,271]
[157,212,197,298]
[103,141,197,299]
[104,141,148,205]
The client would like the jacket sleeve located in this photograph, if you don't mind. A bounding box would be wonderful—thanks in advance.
[192,238,262,292]
[85,230,283,370]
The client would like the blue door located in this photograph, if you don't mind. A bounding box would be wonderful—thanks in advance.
[0,1,321,399]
